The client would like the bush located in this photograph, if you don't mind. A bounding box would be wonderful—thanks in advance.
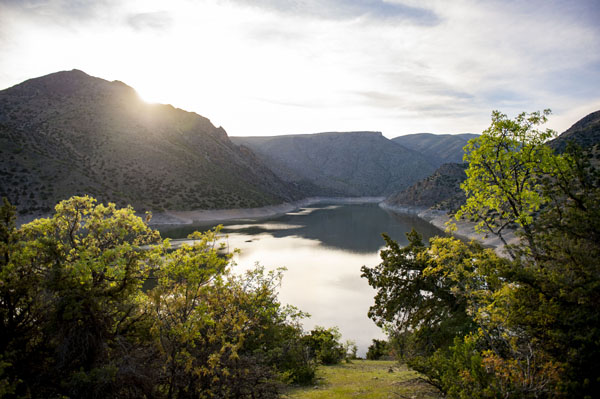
[366,339,391,360]
[303,326,345,365]
[0,196,320,398]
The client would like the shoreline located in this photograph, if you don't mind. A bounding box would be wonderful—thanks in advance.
[18,196,513,254]
[148,196,385,226]
[152,198,514,255]
[379,202,517,256]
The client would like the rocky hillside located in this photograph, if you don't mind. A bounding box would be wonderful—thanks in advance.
[383,163,467,211]
[391,133,478,167]
[549,110,600,153]
[232,132,436,197]
[0,70,300,215]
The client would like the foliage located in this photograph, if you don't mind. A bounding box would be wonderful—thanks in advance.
[456,109,558,256]
[366,339,390,360]
[1,196,162,397]
[0,195,322,398]
[361,231,477,359]
[364,110,600,398]
[303,326,346,365]
[343,340,358,361]
[456,111,600,396]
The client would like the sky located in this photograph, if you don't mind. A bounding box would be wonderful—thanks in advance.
[0,0,599,138]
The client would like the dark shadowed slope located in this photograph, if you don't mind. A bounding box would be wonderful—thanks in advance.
[549,110,600,153]
[392,133,478,167]
[0,70,299,215]
[383,163,467,211]
[232,132,437,197]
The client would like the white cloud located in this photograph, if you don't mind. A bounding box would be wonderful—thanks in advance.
[0,0,598,136]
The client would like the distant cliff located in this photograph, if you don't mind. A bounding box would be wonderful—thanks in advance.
[391,133,478,167]
[232,132,436,197]
[0,70,300,215]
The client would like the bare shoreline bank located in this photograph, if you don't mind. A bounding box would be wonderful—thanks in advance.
[17,196,511,254]
[148,196,385,226]
[379,202,517,256]
[151,197,513,254]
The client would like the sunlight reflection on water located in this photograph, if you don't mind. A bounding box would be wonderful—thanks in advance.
[160,203,444,356]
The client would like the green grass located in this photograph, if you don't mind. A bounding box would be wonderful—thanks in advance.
[283,360,440,399]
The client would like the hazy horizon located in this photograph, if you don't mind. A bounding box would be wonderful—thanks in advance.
[1,0,599,138]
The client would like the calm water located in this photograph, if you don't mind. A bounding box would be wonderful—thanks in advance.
[159,203,444,356]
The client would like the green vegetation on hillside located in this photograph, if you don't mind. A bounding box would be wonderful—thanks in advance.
[549,110,600,153]
[0,196,352,398]
[363,110,600,398]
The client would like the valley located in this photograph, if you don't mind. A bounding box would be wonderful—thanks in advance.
[2,69,599,399]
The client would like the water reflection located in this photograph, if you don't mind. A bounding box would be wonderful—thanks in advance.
[159,203,445,356]
[161,203,442,253]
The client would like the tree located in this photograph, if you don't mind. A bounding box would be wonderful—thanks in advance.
[361,231,476,360]
[362,232,515,396]
[366,339,390,360]
[1,196,163,397]
[456,110,600,396]
[303,326,345,365]
[456,109,558,258]
[364,110,600,398]
[0,196,321,398]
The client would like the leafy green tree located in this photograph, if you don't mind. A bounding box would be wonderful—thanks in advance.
[364,110,600,398]
[361,231,476,360]
[0,196,321,398]
[456,109,558,257]
[366,339,390,360]
[0,197,20,397]
[303,326,345,365]
[456,110,600,396]
[1,196,163,397]
[343,340,358,361]
[149,254,315,397]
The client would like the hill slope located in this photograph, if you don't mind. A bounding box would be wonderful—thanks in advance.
[0,70,299,215]
[549,110,600,153]
[383,163,467,211]
[232,132,436,197]
[391,133,478,167]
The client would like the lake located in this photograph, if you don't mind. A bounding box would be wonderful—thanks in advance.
[159,203,444,356]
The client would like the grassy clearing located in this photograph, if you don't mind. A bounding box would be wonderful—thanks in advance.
[283,360,440,399]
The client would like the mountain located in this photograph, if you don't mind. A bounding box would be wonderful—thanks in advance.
[0,70,300,215]
[549,110,600,153]
[391,133,478,167]
[231,132,437,197]
[383,163,467,211]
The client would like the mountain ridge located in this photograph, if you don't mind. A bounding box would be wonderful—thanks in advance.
[0,70,300,215]
[232,132,437,197]
[548,110,600,153]
[391,132,478,167]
